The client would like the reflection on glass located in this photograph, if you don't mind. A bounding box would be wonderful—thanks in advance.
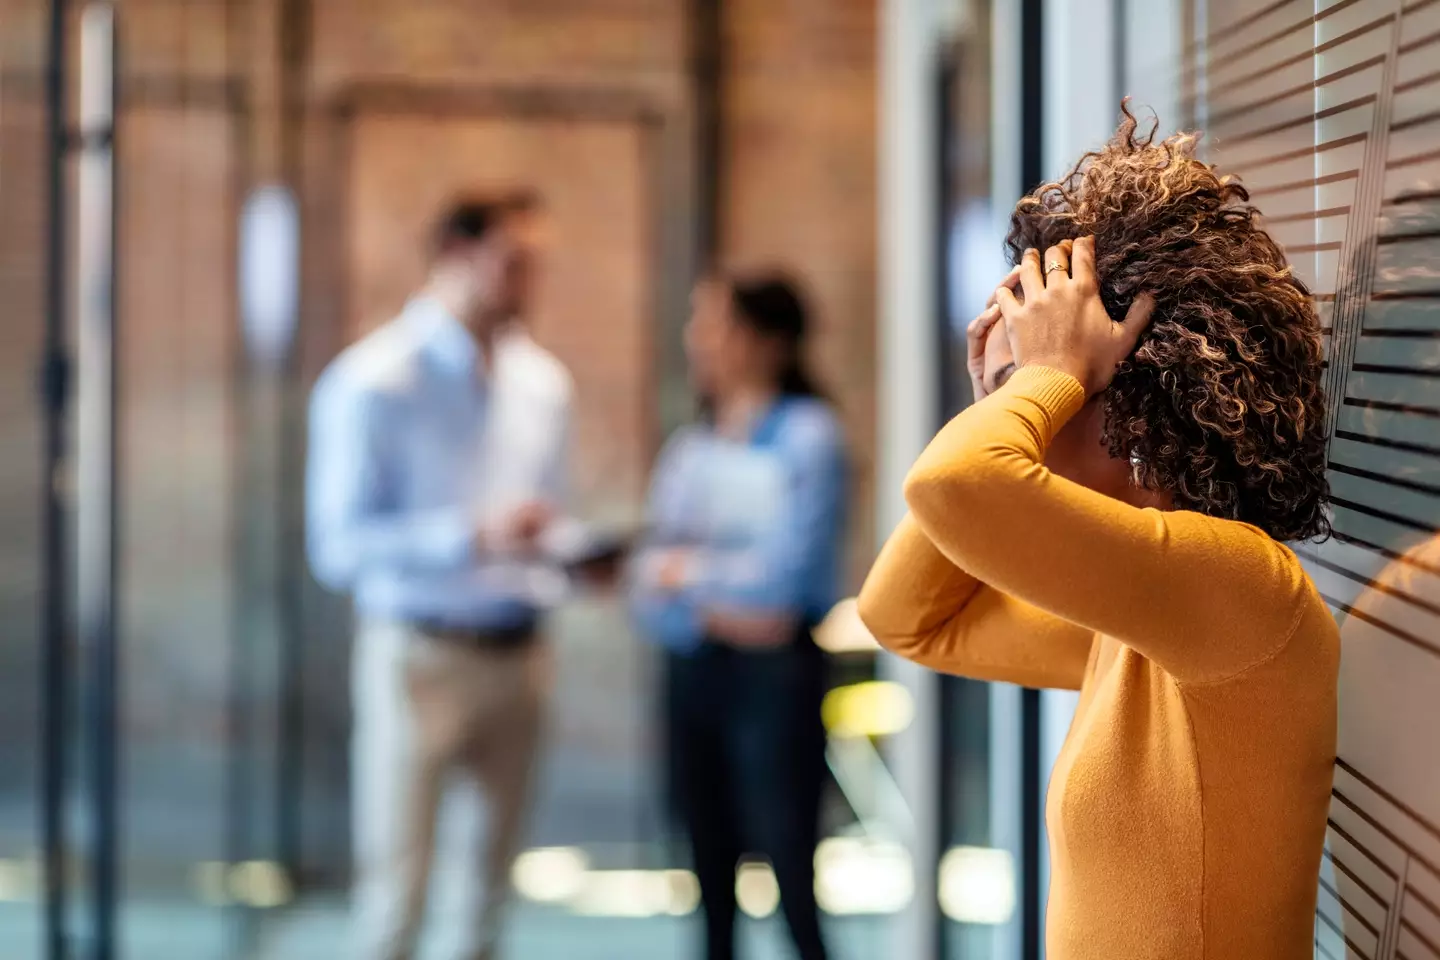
[1201,2,1440,956]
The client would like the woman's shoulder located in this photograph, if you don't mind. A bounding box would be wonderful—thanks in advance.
[1158,511,1339,689]
[1166,509,1335,630]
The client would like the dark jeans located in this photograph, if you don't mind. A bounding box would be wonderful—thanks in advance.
[665,636,830,960]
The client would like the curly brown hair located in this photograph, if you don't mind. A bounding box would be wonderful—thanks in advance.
[1005,104,1331,542]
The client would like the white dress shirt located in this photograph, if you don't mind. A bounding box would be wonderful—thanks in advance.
[306,297,575,628]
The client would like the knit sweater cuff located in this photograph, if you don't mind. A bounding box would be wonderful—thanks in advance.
[1006,364,1088,425]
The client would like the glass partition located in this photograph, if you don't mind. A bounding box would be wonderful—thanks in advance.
[1199,2,1440,957]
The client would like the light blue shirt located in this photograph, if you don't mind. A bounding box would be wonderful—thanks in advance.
[630,397,848,653]
[306,298,572,628]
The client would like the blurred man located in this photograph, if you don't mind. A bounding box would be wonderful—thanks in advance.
[307,193,572,960]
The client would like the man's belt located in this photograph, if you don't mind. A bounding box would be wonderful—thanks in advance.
[412,619,538,650]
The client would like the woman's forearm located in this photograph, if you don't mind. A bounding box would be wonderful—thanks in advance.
[858,512,1092,689]
[901,364,1307,684]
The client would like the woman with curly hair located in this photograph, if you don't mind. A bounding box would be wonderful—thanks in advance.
[858,109,1339,959]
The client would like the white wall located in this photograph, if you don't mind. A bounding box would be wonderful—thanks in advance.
[1125,0,1184,135]
[1041,0,1120,180]
[877,1,944,957]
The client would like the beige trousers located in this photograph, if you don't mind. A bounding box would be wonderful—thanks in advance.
[351,620,549,960]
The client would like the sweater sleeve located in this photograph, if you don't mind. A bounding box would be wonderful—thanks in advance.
[898,364,1311,686]
[857,513,1094,690]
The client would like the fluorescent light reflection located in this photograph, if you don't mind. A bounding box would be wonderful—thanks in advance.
[0,860,36,902]
[735,860,780,918]
[813,598,880,654]
[815,837,913,915]
[822,681,915,738]
[569,869,699,918]
[512,846,590,904]
[509,842,915,918]
[190,860,294,908]
[938,846,1015,924]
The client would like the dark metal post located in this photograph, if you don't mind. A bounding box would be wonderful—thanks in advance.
[224,1,258,946]
[934,45,959,959]
[275,0,312,882]
[1019,4,1044,957]
[40,1,72,956]
[936,49,959,422]
[692,0,723,267]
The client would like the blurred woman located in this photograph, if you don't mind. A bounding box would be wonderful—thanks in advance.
[859,109,1339,960]
[631,273,846,960]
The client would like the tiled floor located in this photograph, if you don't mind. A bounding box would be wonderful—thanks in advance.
[0,898,889,960]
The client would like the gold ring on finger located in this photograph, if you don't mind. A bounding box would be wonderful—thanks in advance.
[1045,261,1066,275]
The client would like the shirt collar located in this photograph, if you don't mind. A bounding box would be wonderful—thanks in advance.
[747,397,790,448]
[405,296,483,377]
[708,395,789,447]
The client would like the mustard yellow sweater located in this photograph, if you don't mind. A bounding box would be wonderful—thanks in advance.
[858,365,1339,960]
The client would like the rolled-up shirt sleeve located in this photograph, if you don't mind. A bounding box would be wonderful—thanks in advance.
[305,369,474,592]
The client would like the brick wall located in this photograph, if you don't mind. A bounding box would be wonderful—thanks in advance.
[308,0,686,98]
[300,0,688,515]
[0,0,879,608]
[295,0,699,875]
[722,0,879,585]
[295,0,878,567]
[0,0,880,875]
[0,15,47,772]
[343,112,656,510]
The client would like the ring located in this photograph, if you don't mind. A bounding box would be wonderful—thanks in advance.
[1045,261,1067,275]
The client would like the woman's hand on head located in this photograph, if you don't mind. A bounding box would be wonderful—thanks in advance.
[967,265,1021,401]
[994,236,1156,397]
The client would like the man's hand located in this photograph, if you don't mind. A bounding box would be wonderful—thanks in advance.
[502,500,555,555]
[652,549,695,592]
[994,236,1156,397]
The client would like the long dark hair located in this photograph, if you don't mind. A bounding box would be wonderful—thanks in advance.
[728,272,825,400]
